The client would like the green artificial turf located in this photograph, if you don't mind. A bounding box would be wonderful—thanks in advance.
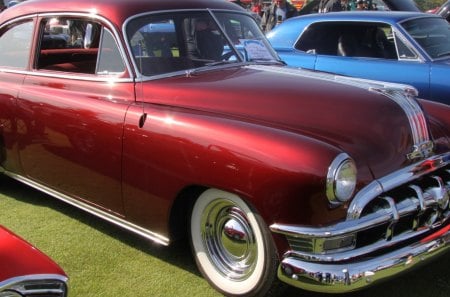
[0,174,449,297]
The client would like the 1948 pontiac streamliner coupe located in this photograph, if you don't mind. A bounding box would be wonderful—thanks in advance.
[0,0,449,296]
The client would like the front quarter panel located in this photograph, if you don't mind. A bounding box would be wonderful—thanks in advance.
[121,103,347,237]
[0,226,66,280]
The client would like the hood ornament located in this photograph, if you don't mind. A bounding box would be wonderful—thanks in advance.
[408,141,434,160]
[406,140,434,160]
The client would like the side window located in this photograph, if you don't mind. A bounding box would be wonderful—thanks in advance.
[36,17,125,75]
[129,19,192,76]
[0,20,34,69]
[295,23,338,55]
[130,21,179,58]
[97,28,126,74]
[296,23,398,59]
[338,24,398,59]
[393,31,418,60]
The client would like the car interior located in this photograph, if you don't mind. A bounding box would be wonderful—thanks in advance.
[296,22,398,59]
[37,18,125,75]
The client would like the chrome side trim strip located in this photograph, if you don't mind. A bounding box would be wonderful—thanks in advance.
[3,172,170,246]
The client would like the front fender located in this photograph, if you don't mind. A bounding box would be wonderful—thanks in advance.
[122,104,348,237]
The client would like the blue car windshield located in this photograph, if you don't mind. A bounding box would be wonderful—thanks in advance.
[126,11,280,76]
[401,17,450,59]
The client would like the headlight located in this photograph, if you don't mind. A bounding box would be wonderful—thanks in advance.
[326,153,357,206]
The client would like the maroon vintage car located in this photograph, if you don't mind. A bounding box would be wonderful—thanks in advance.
[0,225,68,296]
[0,0,449,296]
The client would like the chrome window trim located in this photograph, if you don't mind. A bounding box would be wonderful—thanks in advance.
[122,9,253,81]
[0,66,133,82]
[3,171,170,246]
[391,27,424,62]
[0,13,37,28]
[0,12,134,82]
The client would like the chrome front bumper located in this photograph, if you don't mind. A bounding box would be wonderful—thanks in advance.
[278,225,450,293]
[272,153,450,293]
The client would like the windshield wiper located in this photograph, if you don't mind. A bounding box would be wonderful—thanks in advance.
[248,59,286,66]
[204,60,239,67]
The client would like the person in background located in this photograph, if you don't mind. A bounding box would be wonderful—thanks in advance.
[251,0,263,17]
[319,0,350,12]
[356,0,367,10]
[261,0,298,33]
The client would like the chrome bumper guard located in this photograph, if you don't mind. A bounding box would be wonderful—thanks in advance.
[271,152,450,293]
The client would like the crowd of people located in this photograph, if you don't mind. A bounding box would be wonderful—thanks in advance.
[233,0,381,33]
[318,0,380,12]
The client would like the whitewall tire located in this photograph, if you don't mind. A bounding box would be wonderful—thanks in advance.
[190,189,278,296]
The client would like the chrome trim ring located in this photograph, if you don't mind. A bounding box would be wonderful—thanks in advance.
[326,153,356,206]
[200,199,258,281]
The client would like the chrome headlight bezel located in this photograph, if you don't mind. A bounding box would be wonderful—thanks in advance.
[326,153,357,206]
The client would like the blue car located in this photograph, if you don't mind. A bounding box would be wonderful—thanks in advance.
[267,11,450,105]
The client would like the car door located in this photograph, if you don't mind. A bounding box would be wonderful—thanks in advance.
[0,18,35,173]
[17,15,132,215]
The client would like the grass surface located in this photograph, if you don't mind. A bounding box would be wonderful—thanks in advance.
[0,174,449,297]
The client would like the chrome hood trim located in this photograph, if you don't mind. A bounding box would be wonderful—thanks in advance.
[247,65,432,160]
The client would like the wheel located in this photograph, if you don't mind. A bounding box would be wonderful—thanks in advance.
[190,188,278,296]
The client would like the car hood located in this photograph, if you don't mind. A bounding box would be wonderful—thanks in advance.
[0,225,66,280]
[140,65,444,179]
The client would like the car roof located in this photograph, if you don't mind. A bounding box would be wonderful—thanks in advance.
[0,0,244,27]
[268,11,439,48]
[290,11,437,24]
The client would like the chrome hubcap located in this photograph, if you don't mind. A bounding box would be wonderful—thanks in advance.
[201,199,257,281]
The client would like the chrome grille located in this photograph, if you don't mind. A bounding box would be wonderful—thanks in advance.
[271,154,450,259]
[356,167,450,246]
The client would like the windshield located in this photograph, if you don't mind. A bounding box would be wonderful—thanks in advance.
[126,11,280,77]
[401,17,450,59]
